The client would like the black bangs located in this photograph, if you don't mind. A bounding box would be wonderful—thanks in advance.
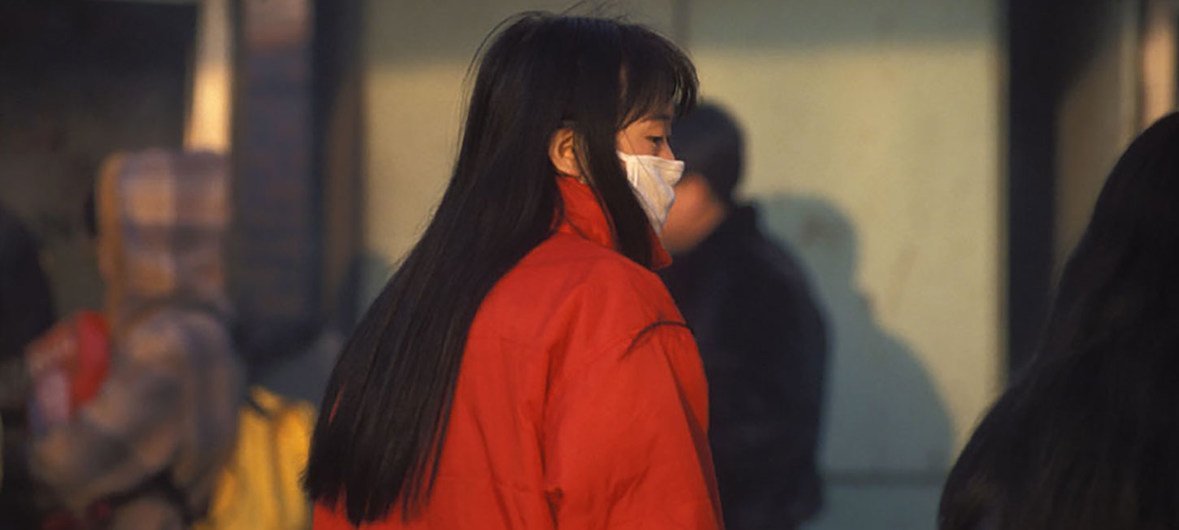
[618,23,699,126]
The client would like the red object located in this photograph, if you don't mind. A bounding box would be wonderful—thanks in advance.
[314,177,722,529]
[70,311,111,408]
[26,311,112,429]
[31,312,112,530]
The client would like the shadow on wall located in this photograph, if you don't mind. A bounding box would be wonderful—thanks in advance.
[759,195,952,478]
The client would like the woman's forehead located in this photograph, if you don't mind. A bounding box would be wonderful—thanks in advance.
[625,104,676,126]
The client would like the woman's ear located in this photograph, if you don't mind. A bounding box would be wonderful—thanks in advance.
[548,127,582,179]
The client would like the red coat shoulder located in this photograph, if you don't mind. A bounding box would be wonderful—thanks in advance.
[472,231,685,360]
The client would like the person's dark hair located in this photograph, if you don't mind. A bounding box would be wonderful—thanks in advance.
[83,184,98,238]
[939,113,1179,530]
[303,12,697,524]
[671,101,743,204]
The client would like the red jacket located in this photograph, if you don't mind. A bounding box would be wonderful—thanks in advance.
[314,177,722,529]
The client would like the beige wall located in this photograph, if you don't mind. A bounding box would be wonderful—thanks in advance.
[685,3,1002,528]
[688,0,1003,460]
[362,2,1003,528]
[362,1,675,274]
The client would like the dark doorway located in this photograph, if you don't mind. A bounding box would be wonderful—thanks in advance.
[1006,0,1145,376]
[0,1,197,314]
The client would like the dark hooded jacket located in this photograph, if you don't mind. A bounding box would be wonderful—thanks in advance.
[661,204,828,530]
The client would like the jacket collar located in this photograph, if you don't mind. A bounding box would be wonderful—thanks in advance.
[554,176,672,269]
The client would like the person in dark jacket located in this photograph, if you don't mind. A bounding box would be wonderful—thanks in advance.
[0,204,55,529]
[660,103,829,530]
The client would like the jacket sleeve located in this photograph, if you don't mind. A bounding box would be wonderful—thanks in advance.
[29,320,193,512]
[708,275,828,529]
[542,322,723,530]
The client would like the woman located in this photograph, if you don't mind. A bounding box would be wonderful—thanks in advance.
[939,113,1179,530]
[304,12,722,529]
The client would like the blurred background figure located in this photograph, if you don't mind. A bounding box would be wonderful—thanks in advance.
[26,151,244,529]
[0,204,56,529]
[1,2,346,527]
[17,151,314,530]
[661,103,829,530]
[939,113,1179,530]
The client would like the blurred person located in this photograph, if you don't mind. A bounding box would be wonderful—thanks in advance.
[0,204,55,528]
[939,113,1179,530]
[26,151,244,530]
[304,12,722,530]
[660,103,828,530]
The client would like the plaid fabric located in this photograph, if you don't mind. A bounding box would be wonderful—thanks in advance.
[109,151,231,319]
[31,150,244,529]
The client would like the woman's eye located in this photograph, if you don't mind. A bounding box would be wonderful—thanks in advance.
[648,136,666,147]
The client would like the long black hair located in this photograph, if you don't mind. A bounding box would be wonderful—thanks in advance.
[303,12,697,524]
[939,113,1179,530]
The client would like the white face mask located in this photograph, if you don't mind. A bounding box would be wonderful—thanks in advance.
[618,151,685,234]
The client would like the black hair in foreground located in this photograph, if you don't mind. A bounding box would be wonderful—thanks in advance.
[939,113,1179,530]
[303,12,696,525]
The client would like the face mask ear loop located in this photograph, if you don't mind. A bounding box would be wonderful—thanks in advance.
[619,133,656,179]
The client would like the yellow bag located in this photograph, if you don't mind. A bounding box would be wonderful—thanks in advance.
[195,387,315,530]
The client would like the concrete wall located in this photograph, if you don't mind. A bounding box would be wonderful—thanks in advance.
[361,2,1003,528]
[684,3,1002,528]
